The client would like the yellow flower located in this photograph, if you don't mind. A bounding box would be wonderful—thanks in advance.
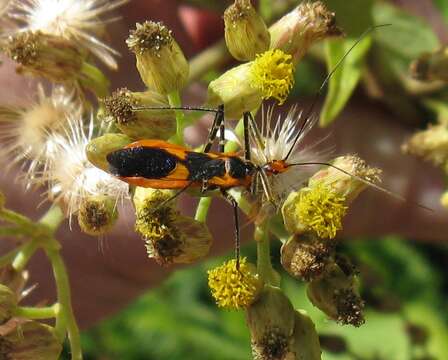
[295,184,347,239]
[250,49,294,105]
[208,258,261,310]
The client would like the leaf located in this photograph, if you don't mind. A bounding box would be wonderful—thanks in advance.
[433,0,448,24]
[319,36,372,127]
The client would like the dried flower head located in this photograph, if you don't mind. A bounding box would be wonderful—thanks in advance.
[133,187,211,265]
[8,0,128,69]
[334,288,365,327]
[208,258,261,309]
[0,85,81,186]
[251,326,289,360]
[281,233,333,281]
[224,0,270,61]
[77,195,118,236]
[5,30,84,82]
[103,88,176,140]
[270,1,342,62]
[0,321,62,360]
[127,21,189,94]
[250,49,294,104]
[0,284,17,325]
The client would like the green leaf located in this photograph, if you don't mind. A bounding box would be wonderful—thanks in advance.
[433,0,448,23]
[319,36,372,127]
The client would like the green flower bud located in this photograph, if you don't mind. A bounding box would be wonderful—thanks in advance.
[0,321,62,360]
[247,286,296,357]
[78,195,118,236]
[5,31,83,82]
[127,21,189,94]
[281,233,333,281]
[308,155,382,204]
[103,88,176,140]
[86,133,132,172]
[307,263,365,327]
[133,187,212,265]
[410,47,448,82]
[269,1,342,62]
[224,0,270,61]
[0,284,16,324]
[402,122,448,169]
[288,310,322,360]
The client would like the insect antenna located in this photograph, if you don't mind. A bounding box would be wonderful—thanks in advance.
[132,105,223,114]
[283,24,391,162]
[286,161,433,212]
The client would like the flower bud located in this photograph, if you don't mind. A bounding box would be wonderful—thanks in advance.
[410,47,448,82]
[224,0,270,61]
[77,195,118,236]
[103,88,176,140]
[281,233,333,281]
[308,155,382,204]
[288,310,322,360]
[86,133,132,172]
[281,183,347,239]
[0,284,17,324]
[247,286,296,352]
[269,1,342,62]
[208,258,261,309]
[127,21,189,94]
[307,263,365,327]
[133,187,212,265]
[0,321,62,360]
[5,31,83,82]
[207,49,294,118]
[402,123,448,169]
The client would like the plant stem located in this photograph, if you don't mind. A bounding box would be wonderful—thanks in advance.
[0,209,35,229]
[80,62,110,98]
[0,246,20,268]
[39,205,65,235]
[195,197,212,223]
[14,304,59,320]
[12,239,39,272]
[168,91,186,145]
[255,223,279,286]
[46,248,82,360]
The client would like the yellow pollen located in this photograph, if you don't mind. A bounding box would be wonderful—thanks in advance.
[296,184,347,239]
[207,258,260,310]
[250,49,294,105]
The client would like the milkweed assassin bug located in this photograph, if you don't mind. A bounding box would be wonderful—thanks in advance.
[106,25,426,269]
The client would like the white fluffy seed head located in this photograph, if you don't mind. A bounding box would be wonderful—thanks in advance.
[0,85,81,186]
[251,105,333,205]
[8,0,128,69]
[44,115,129,219]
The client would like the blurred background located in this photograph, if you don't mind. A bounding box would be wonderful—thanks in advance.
[0,0,447,359]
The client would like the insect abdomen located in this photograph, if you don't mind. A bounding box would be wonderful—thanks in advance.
[107,147,178,179]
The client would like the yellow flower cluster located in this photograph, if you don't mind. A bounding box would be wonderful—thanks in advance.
[208,258,261,310]
[250,49,295,105]
[295,183,347,239]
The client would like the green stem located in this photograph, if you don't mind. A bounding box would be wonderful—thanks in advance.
[14,304,59,320]
[39,205,65,234]
[195,197,212,223]
[168,91,186,145]
[12,240,39,272]
[0,209,35,229]
[0,246,20,268]
[255,223,279,286]
[46,248,82,360]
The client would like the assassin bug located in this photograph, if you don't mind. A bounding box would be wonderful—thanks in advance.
[106,25,414,268]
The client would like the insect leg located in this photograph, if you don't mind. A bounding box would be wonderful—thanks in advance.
[243,112,251,161]
[155,181,194,210]
[221,190,241,270]
[218,107,226,153]
[203,104,224,153]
